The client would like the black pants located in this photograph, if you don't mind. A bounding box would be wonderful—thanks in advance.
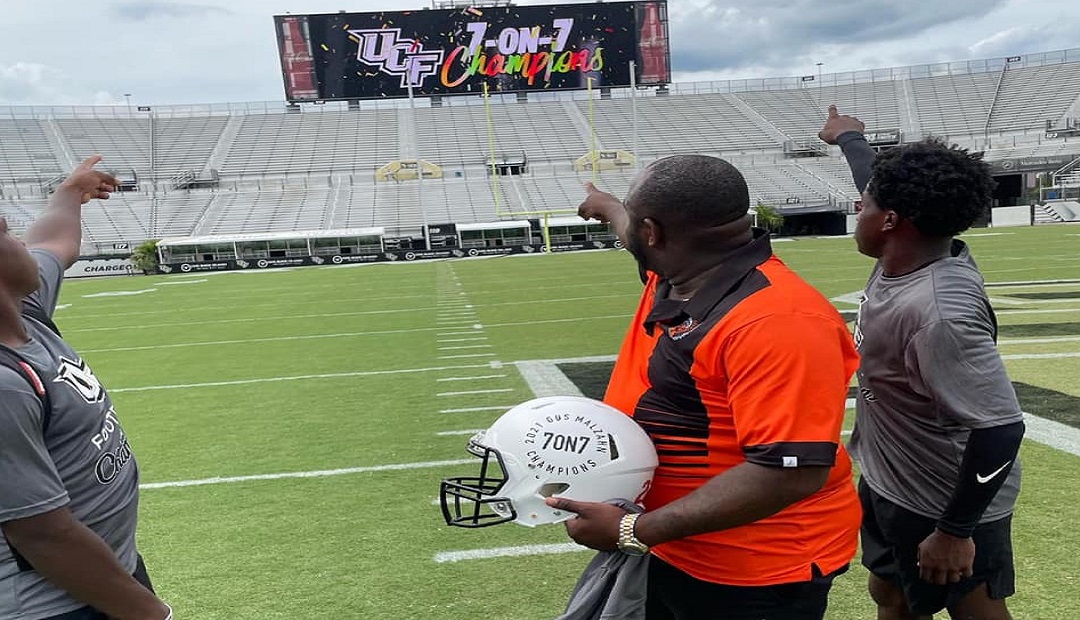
[44,555,155,620]
[646,554,844,620]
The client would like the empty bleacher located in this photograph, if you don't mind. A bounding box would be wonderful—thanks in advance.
[579,94,781,155]
[736,81,903,141]
[218,109,400,178]
[989,63,1080,132]
[0,120,63,183]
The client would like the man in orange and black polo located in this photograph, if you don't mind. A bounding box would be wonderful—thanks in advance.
[548,155,861,620]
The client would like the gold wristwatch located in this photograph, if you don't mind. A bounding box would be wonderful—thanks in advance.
[617,513,650,556]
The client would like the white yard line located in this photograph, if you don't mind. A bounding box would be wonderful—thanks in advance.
[433,543,589,564]
[1023,413,1080,458]
[999,336,1080,346]
[1001,352,1080,360]
[110,364,492,393]
[437,353,496,359]
[997,308,1080,315]
[435,429,485,436]
[140,459,474,490]
[515,361,585,398]
[440,406,513,414]
[436,389,514,397]
[436,375,507,382]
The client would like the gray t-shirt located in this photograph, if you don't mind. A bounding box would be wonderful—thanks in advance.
[0,250,141,620]
[849,241,1023,521]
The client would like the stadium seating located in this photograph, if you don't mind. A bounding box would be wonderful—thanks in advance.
[2,48,1079,251]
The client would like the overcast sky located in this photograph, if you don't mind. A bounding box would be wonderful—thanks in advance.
[0,0,1075,106]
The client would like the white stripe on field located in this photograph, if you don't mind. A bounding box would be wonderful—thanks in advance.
[434,543,589,563]
[437,389,514,397]
[1023,413,1080,457]
[999,336,1080,346]
[1001,352,1080,360]
[157,279,208,285]
[437,344,492,350]
[440,406,512,414]
[437,332,483,337]
[985,278,1080,287]
[110,364,492,393]
[997,308,1080,315]
[516,361,584,398]
[436,337,488,343]
[437,353,496,359]
[435,429,485,436]
[436,375,507,382]
[139,459,474,490]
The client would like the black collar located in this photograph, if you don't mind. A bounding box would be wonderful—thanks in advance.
[643,229,773,333]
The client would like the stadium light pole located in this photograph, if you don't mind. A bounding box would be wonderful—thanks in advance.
[407,77,431,251]
[815,62,824,109]
[124,93,132,114]
[630,61,639,171]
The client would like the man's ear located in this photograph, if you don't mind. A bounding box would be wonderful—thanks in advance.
[882,210,900,232]
[642,217,663,248]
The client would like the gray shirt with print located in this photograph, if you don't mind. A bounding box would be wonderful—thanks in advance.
[848,241,1023,521]
[0,250,141,620]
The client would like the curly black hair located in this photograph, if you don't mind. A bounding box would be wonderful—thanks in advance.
[868,139,995,238]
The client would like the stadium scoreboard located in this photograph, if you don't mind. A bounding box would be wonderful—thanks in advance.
[275,1,669,101]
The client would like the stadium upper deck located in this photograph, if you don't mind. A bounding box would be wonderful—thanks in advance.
[1,48,1078,251]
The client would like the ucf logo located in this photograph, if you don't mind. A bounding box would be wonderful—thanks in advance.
[53,356,105,403]
[347,28,444,88]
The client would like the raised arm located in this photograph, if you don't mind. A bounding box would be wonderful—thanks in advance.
[25,155,119,269]
[819,105,875,193]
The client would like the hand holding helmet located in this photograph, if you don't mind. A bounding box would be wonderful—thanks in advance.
[440,396,657,529]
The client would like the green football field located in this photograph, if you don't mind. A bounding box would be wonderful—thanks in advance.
[54,224,1080,619]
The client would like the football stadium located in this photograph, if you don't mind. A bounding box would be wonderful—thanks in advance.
[1,1,1079,618]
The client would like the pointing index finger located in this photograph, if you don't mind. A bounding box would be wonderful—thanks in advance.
[828,104,839,119]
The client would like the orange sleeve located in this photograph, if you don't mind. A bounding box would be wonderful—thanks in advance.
[603,272,660,415]
[702,313,858,467]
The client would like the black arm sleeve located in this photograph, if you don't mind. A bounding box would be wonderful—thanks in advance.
[937,421,1025,538]
[837,131,876,193]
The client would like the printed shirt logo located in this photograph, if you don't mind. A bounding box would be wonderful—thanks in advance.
[667,317,701,341]
[853,292,867,349]
[53,356,105,403]
[976,461,1013,484]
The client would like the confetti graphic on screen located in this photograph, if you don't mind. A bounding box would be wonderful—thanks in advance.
[274,1,669,101]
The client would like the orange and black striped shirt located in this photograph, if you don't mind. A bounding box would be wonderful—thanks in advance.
[604,230,862,586]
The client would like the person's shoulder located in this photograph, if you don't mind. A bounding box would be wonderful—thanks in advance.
[926,259,989,321]
[747,257,837,314]
[28,247,63,269]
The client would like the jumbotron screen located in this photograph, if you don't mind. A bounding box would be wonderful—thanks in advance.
[274,1,670,101]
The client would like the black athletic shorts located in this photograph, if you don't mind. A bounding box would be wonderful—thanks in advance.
[859,478,1015,616]
[646,554,846,620]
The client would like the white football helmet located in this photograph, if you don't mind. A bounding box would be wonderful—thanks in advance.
[440,396,658,528]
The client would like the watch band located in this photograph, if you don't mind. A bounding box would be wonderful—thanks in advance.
[618,513,649,555]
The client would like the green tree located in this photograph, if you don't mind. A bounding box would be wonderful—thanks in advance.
[754,202,785,233]
[130,239,160,274]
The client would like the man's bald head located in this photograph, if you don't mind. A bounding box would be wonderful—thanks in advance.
[625,155,751,229]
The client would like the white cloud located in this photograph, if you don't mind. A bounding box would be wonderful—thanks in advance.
[0,0,1074,105]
